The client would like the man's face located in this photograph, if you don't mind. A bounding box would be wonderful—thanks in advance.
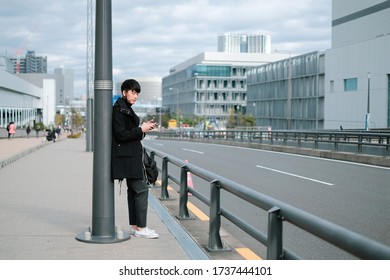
[122,90,139,105]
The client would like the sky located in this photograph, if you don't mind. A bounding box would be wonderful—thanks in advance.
[0,0,332,97]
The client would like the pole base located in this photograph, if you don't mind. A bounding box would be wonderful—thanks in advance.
[75,232,131,244]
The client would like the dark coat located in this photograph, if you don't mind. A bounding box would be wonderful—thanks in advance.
[111,97,145,180]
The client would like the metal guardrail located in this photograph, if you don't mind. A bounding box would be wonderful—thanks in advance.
[145,146,390,260]
[156,129,390,157]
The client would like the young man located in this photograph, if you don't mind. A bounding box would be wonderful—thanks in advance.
[111,79,159,239]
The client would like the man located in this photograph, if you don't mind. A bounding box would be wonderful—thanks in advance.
[111,79,159,239]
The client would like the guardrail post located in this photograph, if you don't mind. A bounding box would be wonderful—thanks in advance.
[207,180,230,252]
[358,135,363,153]
[177,166,194,220]
[160,156,171,200]
[267,206,283,260]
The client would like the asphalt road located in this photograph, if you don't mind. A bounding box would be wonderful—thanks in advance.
[143,137,390,259]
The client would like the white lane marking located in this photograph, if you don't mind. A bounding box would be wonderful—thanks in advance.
[182,148,204,154]
[153,143,164,146]
[208,143,390,170]
[256,165,334,186]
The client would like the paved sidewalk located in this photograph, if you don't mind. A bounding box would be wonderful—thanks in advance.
[0,137,208,260]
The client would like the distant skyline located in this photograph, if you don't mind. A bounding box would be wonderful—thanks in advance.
[0,0,332,97]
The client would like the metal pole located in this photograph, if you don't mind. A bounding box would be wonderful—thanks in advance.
[206,180,230,252]
[86,0,94,152]
[365,72,371,131]
[76,0,129,243]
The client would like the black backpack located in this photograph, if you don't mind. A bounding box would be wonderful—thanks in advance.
[143,148,158,185]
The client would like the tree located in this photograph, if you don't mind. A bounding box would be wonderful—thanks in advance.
[71,109,84,131]
[55,113,65,126]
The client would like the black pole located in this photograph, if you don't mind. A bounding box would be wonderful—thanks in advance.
[76,0,129,243]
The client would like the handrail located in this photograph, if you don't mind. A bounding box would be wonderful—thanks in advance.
[156,129,390,157]
[145,146,390,260]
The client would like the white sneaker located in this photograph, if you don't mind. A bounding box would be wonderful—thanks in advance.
[130,227,156,235]
[134,227,159,239]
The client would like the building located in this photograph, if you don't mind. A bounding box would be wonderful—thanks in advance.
[246,0,390,130]
[54,67,74,107]
[324,0,390,129]
[0,70,48,128]
[10,50,47,74]
[162,52,289,128]
[17,67,74,108]
[218,33,271,54]
[247,52,325,130]
[0,55,13,73]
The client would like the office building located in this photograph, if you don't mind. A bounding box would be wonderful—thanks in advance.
[162,52,289,128]
[10,50,47,74]
[218,33,271,54]
[247,52,325,130]
[247,0,390,130]
[324,0,390,129]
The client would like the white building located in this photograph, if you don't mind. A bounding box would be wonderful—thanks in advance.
[218,33,271,54]
[324,0,390,129]
[0,69,56,128]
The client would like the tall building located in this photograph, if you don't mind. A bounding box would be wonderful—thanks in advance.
[10,50,47,74]
[54,67,74,107]
[324,0,390,129]
[218,33,271,54]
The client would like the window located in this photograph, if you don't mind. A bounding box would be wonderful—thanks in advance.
[330,80,334,93]
[344,78,357,91]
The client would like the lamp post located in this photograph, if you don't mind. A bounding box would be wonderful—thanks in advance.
[158,97,162,129]
[365,72,371,131]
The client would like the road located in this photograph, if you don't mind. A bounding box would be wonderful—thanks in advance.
[143,137,390,259]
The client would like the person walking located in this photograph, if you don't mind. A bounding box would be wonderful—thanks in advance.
[111,79,159,239]
[8,122,16,139]
[26,125,31,138]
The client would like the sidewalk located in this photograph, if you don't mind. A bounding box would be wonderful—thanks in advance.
[0,137,209,260]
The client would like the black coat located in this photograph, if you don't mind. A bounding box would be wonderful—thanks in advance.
[111,97,145,180]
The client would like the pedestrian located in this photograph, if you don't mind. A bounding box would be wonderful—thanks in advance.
[26,125,31,138]
[6,122,11,139]
[55,126,61,138]
[8,122,16,139]
[111,79,158,239]
[35,124,40,138]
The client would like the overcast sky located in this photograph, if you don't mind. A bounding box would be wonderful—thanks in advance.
[0,0,332,97]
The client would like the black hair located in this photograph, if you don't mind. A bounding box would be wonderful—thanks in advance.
[121,79,141,93]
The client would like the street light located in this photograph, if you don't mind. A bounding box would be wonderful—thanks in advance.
[157,97,162,129]
[169,87,179,128]
[365,72,371,131]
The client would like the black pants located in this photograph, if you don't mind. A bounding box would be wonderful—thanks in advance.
[126,179,148,228]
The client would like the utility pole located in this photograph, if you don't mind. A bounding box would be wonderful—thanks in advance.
[86,0,94,152]
[365,72,371,131]
[76,0,130,243]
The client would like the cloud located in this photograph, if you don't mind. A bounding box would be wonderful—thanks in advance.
[0,0,332,97]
